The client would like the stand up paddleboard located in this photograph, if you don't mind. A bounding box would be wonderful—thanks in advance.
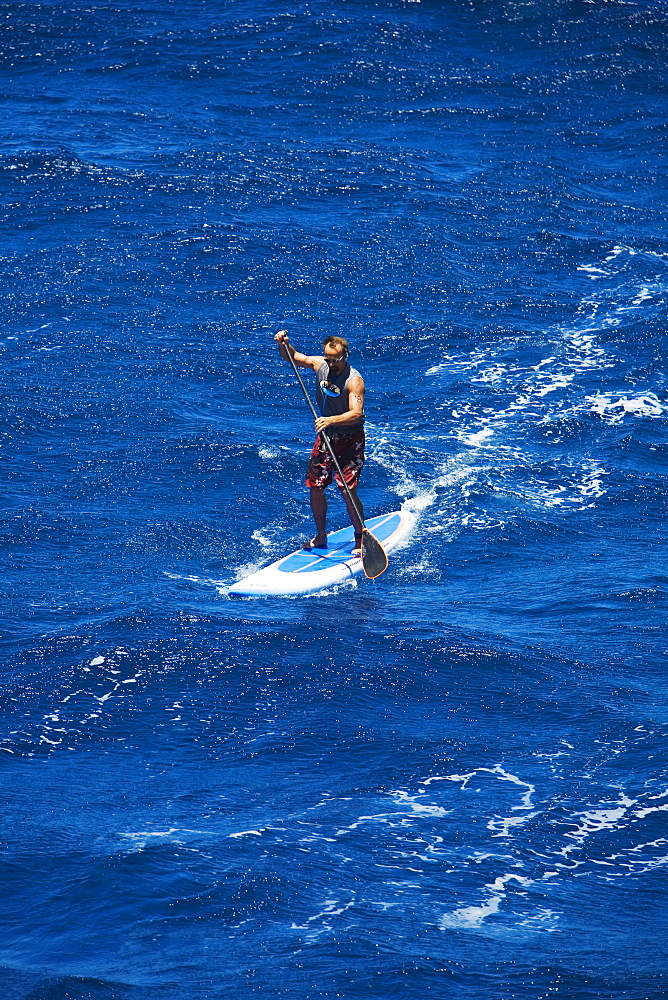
[228,509,414,598]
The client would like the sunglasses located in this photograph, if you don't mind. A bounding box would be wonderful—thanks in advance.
[327,353,347,364]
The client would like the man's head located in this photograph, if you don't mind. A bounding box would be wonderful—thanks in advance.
[322,336,349,375]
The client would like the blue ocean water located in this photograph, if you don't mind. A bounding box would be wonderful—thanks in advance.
[2,1,668,997]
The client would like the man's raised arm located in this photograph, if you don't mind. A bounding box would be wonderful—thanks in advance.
[274,330,321,371]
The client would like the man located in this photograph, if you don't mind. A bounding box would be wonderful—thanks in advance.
[274,329,366,555]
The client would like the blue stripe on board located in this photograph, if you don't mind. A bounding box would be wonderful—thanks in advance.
[278,512,401,574]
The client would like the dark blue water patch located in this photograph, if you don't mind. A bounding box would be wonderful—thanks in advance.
[528,410,668,456]
[2,0,666,176]
[1,0,667,996]
[612,436,668,474]
[0,970,133,1000]
[2,727,668,997]
[3,146,661,383]
[2,962,665,1000]
[0,619,663,760]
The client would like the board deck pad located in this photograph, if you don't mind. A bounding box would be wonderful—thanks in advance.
[228,510,414,597]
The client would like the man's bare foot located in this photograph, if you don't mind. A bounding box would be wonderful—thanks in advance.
[351,532,364,557]
[303,536,327,551]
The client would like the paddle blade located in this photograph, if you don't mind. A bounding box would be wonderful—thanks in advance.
[361,529,389,580]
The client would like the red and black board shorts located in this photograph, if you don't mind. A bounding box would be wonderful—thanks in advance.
[305,428,365,490]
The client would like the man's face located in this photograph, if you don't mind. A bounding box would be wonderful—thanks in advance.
[324,344,347,375]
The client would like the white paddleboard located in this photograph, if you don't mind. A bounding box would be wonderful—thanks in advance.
[228,509,414,597]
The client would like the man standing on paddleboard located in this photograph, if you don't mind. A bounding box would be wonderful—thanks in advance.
[274,329,366,555]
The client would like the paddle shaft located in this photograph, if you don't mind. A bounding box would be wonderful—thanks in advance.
[281,343,366,529]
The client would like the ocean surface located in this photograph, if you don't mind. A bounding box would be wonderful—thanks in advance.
[2,2,668,997]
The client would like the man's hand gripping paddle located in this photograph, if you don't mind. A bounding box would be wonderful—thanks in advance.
[278,334,389,580]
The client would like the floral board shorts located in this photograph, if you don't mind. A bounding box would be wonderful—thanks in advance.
[305,428,365,490]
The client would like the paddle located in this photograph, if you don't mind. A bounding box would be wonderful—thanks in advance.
[279,335,389,580]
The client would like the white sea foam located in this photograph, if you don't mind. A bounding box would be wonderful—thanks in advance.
[424,765,536,808]
[396,556,441,578]
[164,570,228,588]
[290,897,355,932]
[251,529,273,549]
[391,790,450,818]
[233,559,269,582]
[290,898,357,944]
[471,364,507,384]
[587,392,667,424]
[459,424,495,448]
[118,828,210,850]
[334,787,454,838]
[633,799,668,821]
[414,316,622,522]
[578,464,608,499]
[439,873,534,930]
[556,793,636,860]
[577,265,611,279]
[519,908,561,932]
[424,767,538,840]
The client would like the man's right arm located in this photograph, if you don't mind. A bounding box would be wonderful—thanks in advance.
[274,330,322,371]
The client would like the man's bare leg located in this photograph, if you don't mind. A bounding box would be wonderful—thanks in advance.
[305,487,328,549]
[341,485,364,552]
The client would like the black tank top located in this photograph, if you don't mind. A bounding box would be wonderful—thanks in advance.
[315,362,364,433]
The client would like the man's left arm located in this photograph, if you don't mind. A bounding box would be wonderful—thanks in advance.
[314,376,365,432]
